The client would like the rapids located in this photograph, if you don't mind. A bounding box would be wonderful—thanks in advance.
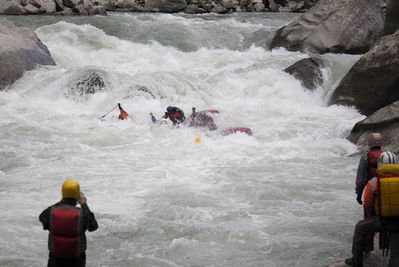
[0,12,365,266]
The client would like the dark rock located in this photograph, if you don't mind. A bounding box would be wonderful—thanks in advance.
[348,101,399,155]
[304,0,318,9]
[284,57,324,90]
[123,85,155,99]
[0,19,55,90]
[384,0,399,35]
[62,0,75,8]
[329,30,399,116]
[145,0,187,12]
[269,0,385,54]
[184,4,206,13]
[211,3,227,13]
[68,70,106,98]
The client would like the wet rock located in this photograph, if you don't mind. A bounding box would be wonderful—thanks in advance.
[0,19,55,90]
[123,85,155,99]
[284,57,323,90]
[105,0,144,12]
[329,30,399,116]
[68,70,106,98]
[383,0,399,35]
[145,0,187,12]
[348,101,399,154]
[0,0,27,14]
[269,0,385,54]
[304,0,318,9]
[184,4,207,13]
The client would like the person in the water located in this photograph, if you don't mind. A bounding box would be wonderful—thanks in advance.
[162,106,185,125]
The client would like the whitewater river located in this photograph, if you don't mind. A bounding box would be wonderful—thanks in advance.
[1,12,365,266]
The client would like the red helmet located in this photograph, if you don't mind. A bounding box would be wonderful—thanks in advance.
[368,133,382,148]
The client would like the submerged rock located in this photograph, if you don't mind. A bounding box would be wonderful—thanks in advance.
[284,57,323,90]
[269,0,385,54]
[329,30,399,116]
[67,70,106,99]
[0,18,55,90]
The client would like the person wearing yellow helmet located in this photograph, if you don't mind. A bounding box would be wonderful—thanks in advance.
[39,180,98,267]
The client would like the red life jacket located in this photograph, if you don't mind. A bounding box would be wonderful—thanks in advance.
[49,205,86,258]
[367,150,383,180]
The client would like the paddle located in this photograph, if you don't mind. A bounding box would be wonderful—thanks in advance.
[98,104,118,120]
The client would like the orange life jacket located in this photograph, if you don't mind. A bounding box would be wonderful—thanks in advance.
[364,177,377,217]
[49,205,86,258]
[119,109,129,120]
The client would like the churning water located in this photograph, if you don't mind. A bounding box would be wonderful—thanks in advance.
[1,12,364,266]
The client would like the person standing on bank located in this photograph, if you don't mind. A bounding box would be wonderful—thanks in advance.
[39,180,98,267]
[345,151,399,267]
[355,133,384,203]
[354,133,384,252]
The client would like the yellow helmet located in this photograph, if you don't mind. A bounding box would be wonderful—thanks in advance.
[62,180,80,200]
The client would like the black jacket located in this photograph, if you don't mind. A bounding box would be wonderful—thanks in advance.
[39,198,98,232]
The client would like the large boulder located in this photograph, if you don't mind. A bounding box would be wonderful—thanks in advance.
[348,100,399,154]
[329,30,399,116]
[283,57,323,90]
[269,0,385,54]
[32,0,57,13]
[0,0,106,15]
[0,0,27,14]
[0,19,55,90]
[384,0,399,35]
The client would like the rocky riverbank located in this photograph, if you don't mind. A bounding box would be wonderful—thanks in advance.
[0,0,318,15]
[0,18,55,90]
[272,0,399,155]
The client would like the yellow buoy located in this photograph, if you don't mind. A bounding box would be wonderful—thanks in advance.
[195,135,201,143]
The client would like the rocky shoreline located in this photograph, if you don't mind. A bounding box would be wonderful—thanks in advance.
[0,0,318,15]
[270,0,399,155]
